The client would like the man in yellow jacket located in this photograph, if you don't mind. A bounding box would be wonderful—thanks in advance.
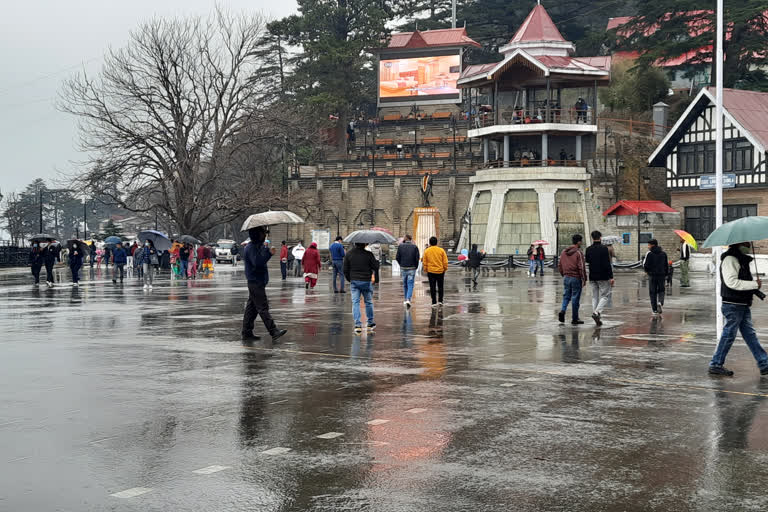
[422,236,449,307]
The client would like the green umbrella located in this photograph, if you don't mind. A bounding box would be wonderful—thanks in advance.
[701,216,768,248]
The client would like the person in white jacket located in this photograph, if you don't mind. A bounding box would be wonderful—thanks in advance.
[709,242,768,376]
[292,242,305,277]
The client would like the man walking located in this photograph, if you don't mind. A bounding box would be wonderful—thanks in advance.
[709,242,768,376]
[422,237,449,307]
[89,242,97,268]
[557,234,586,325]
[112,242,127,283]
[292,241,305,277]
[534,243,545,276]
[178,243,190,278]
[585,230,614,326]
[242,226,287,343]
[396,234,420,307]
[280,241,289,280]
[643,239,669,314]
[329,236,346,293]
[679,240,691,287]
[343,242,380,333]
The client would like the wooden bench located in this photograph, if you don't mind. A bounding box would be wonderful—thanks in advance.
[382,114,402,122]
[432,111,452,120]
[375,138,394,146]
[433,152,451,158]
[422,136,442,144]
[382,153,397,160]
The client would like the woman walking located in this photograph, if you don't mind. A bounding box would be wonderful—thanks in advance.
[302,242,322,289]
[468,244,485,284]
[526,244,536,276]
[29,242,44,286]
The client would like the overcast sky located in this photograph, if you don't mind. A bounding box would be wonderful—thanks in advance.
[0,0,297,197]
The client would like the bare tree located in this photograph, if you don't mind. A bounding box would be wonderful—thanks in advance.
[60,9,320,237]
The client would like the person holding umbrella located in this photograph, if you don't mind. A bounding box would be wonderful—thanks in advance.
[343,241,380,333]
[141,240,157,289]
[42,242,60,288]
[241,226,287,343]
[29,242,44,286]
[709,242,768,376]
[532,241,547,276]
[89,242,97,268]
[69,243,84,287]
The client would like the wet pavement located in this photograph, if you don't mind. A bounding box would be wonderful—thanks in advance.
[2,263,768,511]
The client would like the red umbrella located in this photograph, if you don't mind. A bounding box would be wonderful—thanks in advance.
[532,239,549,245]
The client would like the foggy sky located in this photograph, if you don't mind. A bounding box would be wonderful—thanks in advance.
[0,0,297,197]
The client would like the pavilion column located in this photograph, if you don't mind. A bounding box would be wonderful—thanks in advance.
[545,77,551,122]
[503,135,510,166]
[483,138,489,164]
[576,135,582,161]
[541,133,548,165]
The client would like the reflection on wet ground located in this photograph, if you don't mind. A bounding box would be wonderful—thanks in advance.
[2,265,768,510]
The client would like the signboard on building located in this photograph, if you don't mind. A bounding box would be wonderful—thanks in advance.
[311,229,331,250]
[699,174,736,189]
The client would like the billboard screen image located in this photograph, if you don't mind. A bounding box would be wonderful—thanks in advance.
[379,54,461,99]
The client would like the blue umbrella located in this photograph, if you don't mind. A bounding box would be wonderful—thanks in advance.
[104,236,122,246]
[138,229,171,251]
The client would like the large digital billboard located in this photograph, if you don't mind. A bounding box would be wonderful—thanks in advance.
[379,54,461,102]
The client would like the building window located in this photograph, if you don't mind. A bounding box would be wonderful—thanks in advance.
[639,232,653,244]
[685,204,757,240]
[677,138,753,175]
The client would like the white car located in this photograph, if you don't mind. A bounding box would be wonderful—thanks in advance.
[215,240,236,263]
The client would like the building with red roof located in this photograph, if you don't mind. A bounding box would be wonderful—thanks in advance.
[648,87,768,243]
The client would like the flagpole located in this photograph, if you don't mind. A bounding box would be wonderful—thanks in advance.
[715,0,724,336]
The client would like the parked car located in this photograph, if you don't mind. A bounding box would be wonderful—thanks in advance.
[215,239,236,263]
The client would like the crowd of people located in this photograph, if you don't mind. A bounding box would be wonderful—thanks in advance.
[29,225,768,379]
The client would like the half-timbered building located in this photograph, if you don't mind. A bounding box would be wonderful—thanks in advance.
[648,87,768,242]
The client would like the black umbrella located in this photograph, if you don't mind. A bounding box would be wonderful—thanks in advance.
[30,233,57,242]
[67,239,90,257]
[343,229,397,245]
[178,235,201,245]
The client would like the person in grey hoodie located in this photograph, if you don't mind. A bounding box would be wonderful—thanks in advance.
[395,234,420,307]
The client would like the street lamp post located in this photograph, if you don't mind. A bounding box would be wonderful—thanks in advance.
[39,189,44,233]
[452,115,457,174]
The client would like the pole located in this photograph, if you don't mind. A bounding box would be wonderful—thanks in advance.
[39,189,43,233]
[715,0,724,336]
[451,0,456,28]
[452,117,457,174]
[637,177,641,261]
[83,200,87,239]
[155,210,158,230]
[604,125,609,178]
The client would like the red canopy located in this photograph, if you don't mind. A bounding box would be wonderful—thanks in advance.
[603,200,678,216]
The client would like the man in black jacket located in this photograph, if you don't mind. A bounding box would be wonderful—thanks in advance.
[468,244,486,285]
[709,242,768,376]
[395,234,420,307]
[343,242,380,333]
[642,239,668,314]
[585,231,614,326]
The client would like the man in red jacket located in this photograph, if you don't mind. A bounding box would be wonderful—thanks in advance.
[557,234,587,325]
[279,241,289,280]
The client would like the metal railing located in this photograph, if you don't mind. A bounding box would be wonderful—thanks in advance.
[481,159,589,169]
[472,108,595,128]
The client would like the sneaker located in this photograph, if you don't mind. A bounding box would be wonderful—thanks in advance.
[354,326,363,334]
[432,303,438,309]
[73,283,79,288]
[148,285,153,290]
[405,300,412,308]
[305,282,309,289]
[571,319,585,325]
[334,290,339,294]
[403,300,408,306]
[340,290,346,293]
[708,366,734,376]
[592,312,602,326]
[438,302,444,307]
[658,304,663,314]
[558,311,565,323]
[271,329,287,343]
[241,333,261,341]
[367,323,376,331]
[143,284,148,289]
[112,279,117,284]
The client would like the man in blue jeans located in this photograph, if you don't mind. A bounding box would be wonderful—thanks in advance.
[395,234,420,308]
[329,236,346,293]
[709,242,768,376]
[557,234,586,325]
[343,242,380,334]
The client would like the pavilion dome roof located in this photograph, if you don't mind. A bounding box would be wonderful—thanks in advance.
[501,3,575,57]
